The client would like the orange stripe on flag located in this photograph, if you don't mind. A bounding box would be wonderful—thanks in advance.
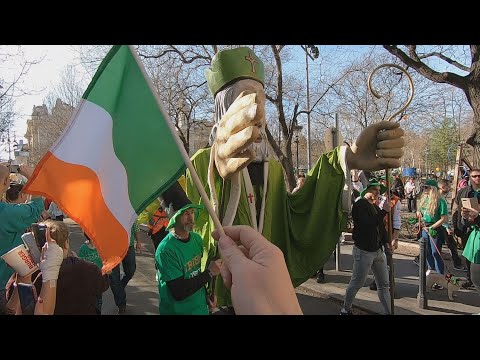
[24,151,129,273]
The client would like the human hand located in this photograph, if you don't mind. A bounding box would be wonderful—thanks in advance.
[207,259,222,277]
[447,228,453,236]
[391,238,398,251]
[346,121,405,171]
[207,294,218,311]
[214,88,265,179]
[382,200,391,213]
[468,210,479,222]
[39,228,64,282]
[212,225,303,315]
[18,164,34,179]
[385,242,393,254]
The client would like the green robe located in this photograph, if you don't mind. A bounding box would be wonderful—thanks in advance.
[186,147,349,306]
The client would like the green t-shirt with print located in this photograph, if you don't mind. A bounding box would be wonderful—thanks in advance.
[421,197,448,224]
[78,242,103,268]
[155,231,208,315]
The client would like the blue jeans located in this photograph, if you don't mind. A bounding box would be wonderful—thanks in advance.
[344,245,391,315]
[422,229,445,274]
[109,245,136,308]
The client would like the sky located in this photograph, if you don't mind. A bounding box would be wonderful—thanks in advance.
[0,45,469,160]
[0,45,87,159]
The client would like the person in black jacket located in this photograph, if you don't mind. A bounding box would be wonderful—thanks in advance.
[452,168,480,289]
[341,181,392,315]
[392,170,405,200]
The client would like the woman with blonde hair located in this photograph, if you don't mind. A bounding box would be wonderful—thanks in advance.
[417,179,448,289]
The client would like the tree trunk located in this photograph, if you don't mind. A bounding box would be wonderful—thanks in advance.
[465,84,480,149]
[265,126,296,191]
[280,142,296,192]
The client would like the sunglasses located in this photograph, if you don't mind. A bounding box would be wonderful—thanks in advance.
[471,175,480,179]
[423,185,431,190]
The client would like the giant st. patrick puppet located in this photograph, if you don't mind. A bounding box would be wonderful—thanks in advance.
[164,47,405,307]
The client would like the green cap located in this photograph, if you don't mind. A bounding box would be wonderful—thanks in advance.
[205,47,265,97]
[166,204,204,230]
[360,181,387,198]
[424,179,439,189]
[379,174,394,182]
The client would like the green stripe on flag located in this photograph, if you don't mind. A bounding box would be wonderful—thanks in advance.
[83,45,186,213]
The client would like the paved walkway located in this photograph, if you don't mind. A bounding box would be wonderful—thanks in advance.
[66,219,480,315]
[299,236,480,315]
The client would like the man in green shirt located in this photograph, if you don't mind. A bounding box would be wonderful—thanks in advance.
[0,164,45,314]
[155,203,221,315]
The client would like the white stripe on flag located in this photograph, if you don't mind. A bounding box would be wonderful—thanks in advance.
[53,100,137,233]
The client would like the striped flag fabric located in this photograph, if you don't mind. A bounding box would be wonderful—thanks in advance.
[24,45,186,272]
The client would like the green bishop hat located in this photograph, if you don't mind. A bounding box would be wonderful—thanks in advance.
[205,47,265,97]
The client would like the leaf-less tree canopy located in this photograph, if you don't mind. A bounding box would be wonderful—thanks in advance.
[383,45,480,148]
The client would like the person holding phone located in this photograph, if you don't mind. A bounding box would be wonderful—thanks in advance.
[0,164,44,315]
[5,225,64,315]
[453,168,480,289]
[6,220,109,315]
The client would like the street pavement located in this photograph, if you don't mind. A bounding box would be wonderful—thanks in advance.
[67,219,344,315]
[66,216,480,315]
[299,236,480,315]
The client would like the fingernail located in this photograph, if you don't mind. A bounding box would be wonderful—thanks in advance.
[218,234,235,251]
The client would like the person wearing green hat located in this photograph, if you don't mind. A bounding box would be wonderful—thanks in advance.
[155,202,222,315]
[341,181,392,315]
[416,178,448,288]
[167,46,406,309]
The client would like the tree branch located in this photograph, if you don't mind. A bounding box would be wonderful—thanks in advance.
[418,51,470,72]
[383,45,468,90]
[138,46,211,64]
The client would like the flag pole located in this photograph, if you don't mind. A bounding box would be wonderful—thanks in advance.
[128,45,225,238]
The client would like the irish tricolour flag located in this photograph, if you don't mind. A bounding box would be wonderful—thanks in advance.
[24,45,186,272]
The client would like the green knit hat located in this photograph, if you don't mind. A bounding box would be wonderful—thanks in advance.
[166,204,204,230]
[205,47,265,97]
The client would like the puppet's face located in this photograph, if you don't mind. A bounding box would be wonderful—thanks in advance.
[214,79,268,179]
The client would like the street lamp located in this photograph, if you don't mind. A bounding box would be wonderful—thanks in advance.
[293,123,303,174]
[301,45,319,170]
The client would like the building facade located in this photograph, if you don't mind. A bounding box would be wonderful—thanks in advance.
[24,99,74,166]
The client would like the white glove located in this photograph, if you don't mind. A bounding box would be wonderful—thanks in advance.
[39,242,64,282]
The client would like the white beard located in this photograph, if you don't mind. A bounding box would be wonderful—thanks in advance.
[250,129,269,163]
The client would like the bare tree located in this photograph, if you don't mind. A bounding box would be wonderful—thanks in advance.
[0,46,43,137]
[77,45,370,190]
[140,45,214,154]
[383,45,480,145]
[27,65,86,165]
[75,45,111,76]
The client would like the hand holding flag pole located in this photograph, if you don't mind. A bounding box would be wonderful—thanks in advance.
[128,46,225,238]
[368,64,414,315]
